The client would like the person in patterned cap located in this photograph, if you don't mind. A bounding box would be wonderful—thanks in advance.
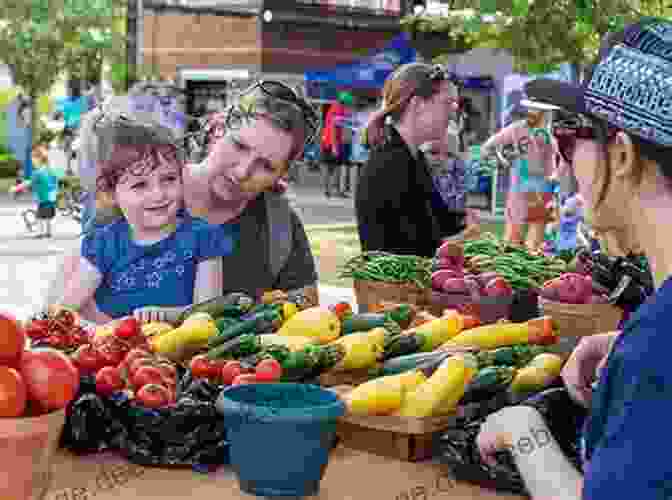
[476,19,672,500]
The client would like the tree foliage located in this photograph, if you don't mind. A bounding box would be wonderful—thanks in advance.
[403,0,672,76]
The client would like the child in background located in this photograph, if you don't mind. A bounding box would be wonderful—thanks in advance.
[10,144,62,238]
[53,116,238,324]
[555,193,585,253]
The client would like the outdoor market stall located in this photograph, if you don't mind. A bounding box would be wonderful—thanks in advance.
[0,234,654,500]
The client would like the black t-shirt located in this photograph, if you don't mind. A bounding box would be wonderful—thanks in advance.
[220,194,318,299]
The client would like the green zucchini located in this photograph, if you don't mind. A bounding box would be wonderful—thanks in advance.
[341,313,389,335]
[460,366,516,404]
[381,350,453,376]
[383,332,425,360]
[178,292,254,323]
[214,317,240,334]
[207,334,262,360]
[208,310,280,348]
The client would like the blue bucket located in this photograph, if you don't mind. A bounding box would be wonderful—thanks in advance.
[217,383,345,497]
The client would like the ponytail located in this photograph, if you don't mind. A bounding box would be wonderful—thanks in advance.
[365,108,389,148]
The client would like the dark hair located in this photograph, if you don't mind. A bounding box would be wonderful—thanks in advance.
[97,143,182,193]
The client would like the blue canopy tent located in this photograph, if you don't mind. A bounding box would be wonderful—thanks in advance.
[304,33,416,101]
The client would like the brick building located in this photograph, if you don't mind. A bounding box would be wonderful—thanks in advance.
[140,0,408,114]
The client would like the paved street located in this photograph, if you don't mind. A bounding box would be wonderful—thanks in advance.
[0,183,356,321]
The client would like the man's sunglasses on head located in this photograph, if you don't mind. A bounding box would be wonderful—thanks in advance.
[552,113,618,164]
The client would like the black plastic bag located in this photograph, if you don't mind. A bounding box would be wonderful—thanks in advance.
[61,371,230,471]
[438,387,587,496]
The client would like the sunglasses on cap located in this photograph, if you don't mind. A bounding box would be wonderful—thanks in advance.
[226,80,320,145]
[427,65,461,86]
[552,113,618,164]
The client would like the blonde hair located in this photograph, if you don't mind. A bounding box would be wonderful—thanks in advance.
[365,63,448,148]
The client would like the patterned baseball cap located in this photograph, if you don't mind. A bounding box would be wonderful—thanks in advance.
[526,19,672,148]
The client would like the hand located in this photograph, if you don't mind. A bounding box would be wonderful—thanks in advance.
[561,332,619,407]
[133,306,184,324]
[477,406,543,466]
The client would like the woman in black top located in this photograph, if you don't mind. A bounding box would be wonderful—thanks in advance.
[355,63,466,258]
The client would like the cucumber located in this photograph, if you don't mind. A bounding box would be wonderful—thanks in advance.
[207,334,261,360]
[381,350,453,376]
[341,313,389,335]
[178,292,255,323]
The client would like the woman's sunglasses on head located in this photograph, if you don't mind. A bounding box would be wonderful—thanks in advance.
[552,113,618,164]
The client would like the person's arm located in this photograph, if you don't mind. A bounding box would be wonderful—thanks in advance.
[478,406,583,500]
[481,123,518,154]
[57,257,103,313]
[273,211,319,307]
[582,332,672,500]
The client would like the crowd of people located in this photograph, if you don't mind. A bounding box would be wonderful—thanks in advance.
[14,17,671,499]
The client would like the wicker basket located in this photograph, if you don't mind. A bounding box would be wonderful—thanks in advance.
[539,298,623,338]
[354,279,431,313]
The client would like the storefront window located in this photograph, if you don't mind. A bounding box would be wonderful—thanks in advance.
[295,0,400,14]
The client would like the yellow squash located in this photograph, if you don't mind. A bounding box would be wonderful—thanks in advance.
[329,329,386,371]
[345,370,427,416]
[141,322,174,338]
[409,310,464,351]
[510,366,556,394]
[528,353,564,376]
[442,316,556,350]
[277,307,341,344]
[259,334,318,351]
[397,353,477,418]
[151,319,218,361]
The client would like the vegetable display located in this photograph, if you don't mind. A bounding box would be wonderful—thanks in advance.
[340,251,433,288]
[455,234,568,290]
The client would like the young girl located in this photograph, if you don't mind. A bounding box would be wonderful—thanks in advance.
[10,144,62,238]
[54,117,237,324]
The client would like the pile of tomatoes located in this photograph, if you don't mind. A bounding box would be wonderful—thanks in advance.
[189,355,282,386]
[95,348,178,409]
[25,309,91,351]
[0,312,80,418]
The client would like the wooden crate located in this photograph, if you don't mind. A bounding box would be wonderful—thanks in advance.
[329,385,460,462]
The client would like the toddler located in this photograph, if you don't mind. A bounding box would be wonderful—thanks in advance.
[11,144,61,238]
[54,117,237,324]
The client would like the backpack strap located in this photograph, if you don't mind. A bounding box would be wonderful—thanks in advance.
[265,193,294,281]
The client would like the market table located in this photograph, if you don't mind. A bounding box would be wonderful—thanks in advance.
[45,446,525,500]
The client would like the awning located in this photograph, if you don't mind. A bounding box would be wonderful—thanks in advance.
[304,33,416,99]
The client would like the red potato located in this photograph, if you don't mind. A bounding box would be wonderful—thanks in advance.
[436,240,464,260]
[588,294,609,304]
[431,271,465,291]
[439,277,469,294]
[464,277,483,299]
[475,272,501,288]
[433,257,465,273]
[555,273,593,304]
[484,277,513,298]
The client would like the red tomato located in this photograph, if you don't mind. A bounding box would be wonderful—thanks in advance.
[255,358,282,382]
[156,362,177,381]
[97,337,128,367]
[128,357,156,378]
[232,374,258,386]
[329,302,352,320]
[0,367,27,417]
[115,317,141,339]
[71,344,104,373]
[0,312,26,365]
[95,366,125,397]
[20,348,79,411]
[132,366,164,389]
[189,355,214,379]
[121,348,152,370]
[220,361,243,385]
[136,384,171,408]
[25,322,48,340]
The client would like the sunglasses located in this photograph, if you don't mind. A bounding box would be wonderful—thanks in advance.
[226,80,320,145]
[552,113,618,164]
